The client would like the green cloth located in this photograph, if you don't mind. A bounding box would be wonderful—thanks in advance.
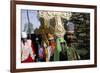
[66,47,80,60]
[54,37,66,61]
[53,37,80,61]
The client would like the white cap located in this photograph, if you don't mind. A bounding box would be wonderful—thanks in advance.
[22,32,27,38]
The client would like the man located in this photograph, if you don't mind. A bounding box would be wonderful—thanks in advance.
[64,21,80,60]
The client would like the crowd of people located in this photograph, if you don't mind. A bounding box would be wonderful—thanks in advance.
[21,10,82,63]
[21,23,80,63]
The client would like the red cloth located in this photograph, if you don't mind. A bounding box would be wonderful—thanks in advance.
[21,42,35,63]
[21,55,34,63]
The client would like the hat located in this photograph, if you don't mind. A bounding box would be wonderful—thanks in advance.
[22,32,27,38]
[48,33,54,40]
[66,21,75,32]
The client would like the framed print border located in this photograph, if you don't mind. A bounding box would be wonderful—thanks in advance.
[10,0,97,72]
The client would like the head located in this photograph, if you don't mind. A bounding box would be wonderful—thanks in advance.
[64,21,75,44]
[22,32,27,38]
[21,32,27,44]
[64,21,75,46]
[66,31,74,43]
[47,33,54,40]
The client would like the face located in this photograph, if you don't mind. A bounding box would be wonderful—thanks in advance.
[66,32,74,43]
[49,39,55,45]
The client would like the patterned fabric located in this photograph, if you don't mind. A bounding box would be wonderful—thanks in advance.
[21,39,35,62]
[38,46,46,62]
[53,37,80,61]
[54,37,66,61]
[66,47,80,60]
[47,46,53,61]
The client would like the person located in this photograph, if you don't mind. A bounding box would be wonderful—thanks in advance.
[54,37,67,61]
[64,21,80,60]
[38,41,46,62]
[21,32,36,63]
[31,34,42,62]
[59,42,68,61]
[47,33,56,61]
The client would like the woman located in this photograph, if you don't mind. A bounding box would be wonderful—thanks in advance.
[21,32,36,63]
[47,33,56,61]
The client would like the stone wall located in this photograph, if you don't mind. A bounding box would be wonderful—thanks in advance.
[71,12,90,60]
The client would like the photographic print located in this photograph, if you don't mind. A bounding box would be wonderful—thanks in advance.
[21,10,89,62]
[11,1,97,72]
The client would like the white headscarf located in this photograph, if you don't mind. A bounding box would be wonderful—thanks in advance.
[22,32,27,38]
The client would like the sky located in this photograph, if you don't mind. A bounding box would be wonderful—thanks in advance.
[21,9,41,32]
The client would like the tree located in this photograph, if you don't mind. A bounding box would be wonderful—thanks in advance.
[23,22,34,34]
[23,10,34,35]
